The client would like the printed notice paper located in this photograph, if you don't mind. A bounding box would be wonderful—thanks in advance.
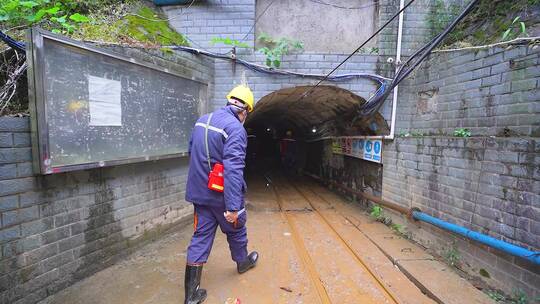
[88,75,122,126]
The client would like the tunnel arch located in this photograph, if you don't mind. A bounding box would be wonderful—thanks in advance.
[245,85,389,138]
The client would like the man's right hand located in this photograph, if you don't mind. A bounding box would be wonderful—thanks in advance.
[224,211,238,223]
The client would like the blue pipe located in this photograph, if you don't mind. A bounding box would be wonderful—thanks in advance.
[412,211,540,265]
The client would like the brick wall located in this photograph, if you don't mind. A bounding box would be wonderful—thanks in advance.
[396,45,540,137]
[164,0,256,54]
[381,44,540,299]
[0,47,213,304]
[212,53,382,114]
[165,0,393,121]
[382,136,539,298]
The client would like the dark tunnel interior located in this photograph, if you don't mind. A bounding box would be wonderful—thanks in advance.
[243,85,389,175]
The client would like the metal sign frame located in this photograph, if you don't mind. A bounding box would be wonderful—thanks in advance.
[26,27,207,174]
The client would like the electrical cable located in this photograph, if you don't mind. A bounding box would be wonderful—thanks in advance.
[0,28,388,85]
[292,0,417,104]
[307,0,379,10]
[240,0,277,43]
[267,0,416,129]
[169,45,389,83]
[0,30,25,52]
[357,0,480,117]
[0,0,481,123]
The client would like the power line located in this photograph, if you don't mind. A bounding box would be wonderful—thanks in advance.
[307,0,379,10]
[292,0,417,103]
[240,0,277,43]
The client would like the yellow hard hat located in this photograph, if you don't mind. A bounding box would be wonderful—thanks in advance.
[227,85,254,112]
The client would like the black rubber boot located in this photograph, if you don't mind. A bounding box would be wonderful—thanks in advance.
[184,264,207,304]
[237,251,259,274]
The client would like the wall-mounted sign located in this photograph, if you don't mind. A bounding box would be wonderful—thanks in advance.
[332,137,382,163]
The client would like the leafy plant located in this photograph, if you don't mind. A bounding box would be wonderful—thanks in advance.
[211,37,250,49]
[358,47,379,54]
[444,244,460,267]
[256,32,303,68]
[370,204,383,220]
[487,290,506,302]
[0,0,90,34]
[454,128,471,137]
[390,223,403,234]
[510,289,528,304]
[502,16,528,41]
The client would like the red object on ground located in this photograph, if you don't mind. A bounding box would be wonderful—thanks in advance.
[208,163,224,192]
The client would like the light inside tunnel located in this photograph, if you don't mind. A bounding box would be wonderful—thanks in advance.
[244,85,390,175]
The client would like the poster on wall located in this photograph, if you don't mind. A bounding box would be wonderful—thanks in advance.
[332,137,382,164]
[88,75,122,126]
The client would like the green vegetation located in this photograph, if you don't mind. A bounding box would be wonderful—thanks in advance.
[0,0,91,35]
[441,0,540,47]
[487,289,533,304]
[398,130,426,137]
[358,47,379,54]
[510,289,528,304]
[209,33,304,68]
[211,37,250,49]
[479,268,490,278]
[0,1,188,47]
[502,16,528,41]
[443,244,460,267]
[454,128,471,137]
[256,32,303,68]
[369,204,383,220]
[118,6,188,46]
[487,290,507,302]
[390,223,403,234]
[368,204,407,236]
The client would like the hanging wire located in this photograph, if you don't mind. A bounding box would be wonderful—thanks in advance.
[307,0,380,10]
[240,0,278,43]
[358,0,480,117]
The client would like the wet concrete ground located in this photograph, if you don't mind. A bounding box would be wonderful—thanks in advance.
[40,175,493,304]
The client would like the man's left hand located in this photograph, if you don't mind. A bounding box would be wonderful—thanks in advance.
[224,211,238,223]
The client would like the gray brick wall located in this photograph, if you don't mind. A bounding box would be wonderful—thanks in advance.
[0,47,213,304]
[165,0,394,121]
[379,44,540,300]
[396,45,540,137]
[164,0,256,54]
[382,136,540,298]
[211,53,383,116]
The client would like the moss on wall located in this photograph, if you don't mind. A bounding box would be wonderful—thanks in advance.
[117,6,188,46]
[438,0,540,47]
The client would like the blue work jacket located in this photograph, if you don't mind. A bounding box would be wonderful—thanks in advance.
[185,106,247,211]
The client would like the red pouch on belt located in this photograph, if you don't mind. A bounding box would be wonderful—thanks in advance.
[208,163,224,192]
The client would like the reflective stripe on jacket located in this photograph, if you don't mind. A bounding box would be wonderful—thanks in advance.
[185,106,247,211]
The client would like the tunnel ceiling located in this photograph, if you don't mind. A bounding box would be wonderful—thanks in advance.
[245,85,389,136]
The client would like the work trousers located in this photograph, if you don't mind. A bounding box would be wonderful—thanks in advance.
[187,204,248,264]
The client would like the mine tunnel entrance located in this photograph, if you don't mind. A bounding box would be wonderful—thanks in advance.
[244,85,389,177]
